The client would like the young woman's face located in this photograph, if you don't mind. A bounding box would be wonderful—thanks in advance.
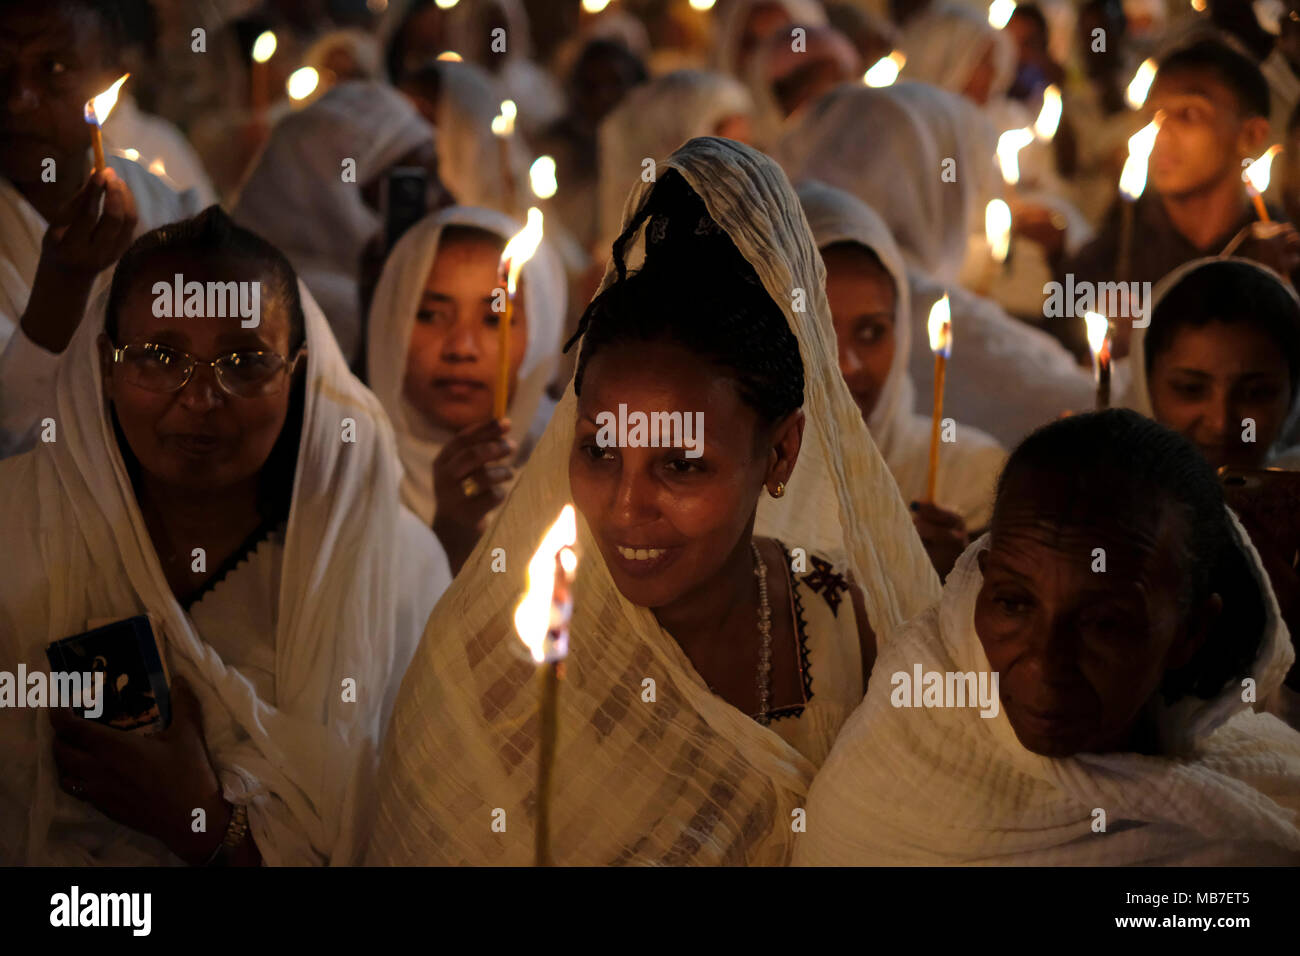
[101,255,300,495]
[973,469,1204,757]
[570,341,794,610]
[1148,319,1292,470]
[824,243,896,424]
[403,233,528,430]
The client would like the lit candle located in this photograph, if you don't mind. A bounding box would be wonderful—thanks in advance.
[988,0,1016,29]
[514,505,579,866]
[286,67,320,103]
[1034,85,1062,141]
[1126,58,1157,110]
[996,127,1035,188]
[492,99,519,211]
[985,198,1011,265]
[1083,311,1112,409]
[84,74,130,174]
[689,0,716,9]
[925,293,952,503]
[495,208,545,419]
[1116,116,1161,282]
[1243,144,1282,222]
[530,156,558,200]
[251,31,277,113]
[863,50,905,87]
[436,50,463,62]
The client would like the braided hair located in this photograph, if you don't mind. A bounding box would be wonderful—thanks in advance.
[568,169,804,429]
[996,409,1264,703]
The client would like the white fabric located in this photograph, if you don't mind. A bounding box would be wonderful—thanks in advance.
[796,521,1300,865]
[779,84,1094,446]
[0,155,202,457]
[0,282,450,865]
[366,205,567,524]
[103,97,218,207]
[231,81,435,363]
[301,29,384,84]
[797,181,1005,526]
[898,4,1017,106]
[365,136,941,866]
[1120,257,1300,465]
[596,70,754,253]
[711,0,828,78]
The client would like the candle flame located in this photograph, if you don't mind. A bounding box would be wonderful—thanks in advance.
[1034,85,1062,140]
[84,73,130,127]
[1083,311,1109,359]
[147,158,166,176]
[252,31,277,63]
[996,127,1034,185]
[492,100,517,137]
[115,147,140,162]
[988,0,1016,29]
[514,505,577,663]
[530,156,558,199]
[689,0,716,8]
[1243,144,1282,194]
[435,0,459,8]
[985,199,1012,263]
[928,293,952,358]
[287,67,319,100]
[1118,116,1161,200]
[1191,0,1206,9]
[863,50,905,87]
[582,0,612,11]
[500,208,544,294]
[436,50,463,61]
[1126,58,1157,110]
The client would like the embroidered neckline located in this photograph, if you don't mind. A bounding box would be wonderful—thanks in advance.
[180,519,283,612]
[766,539,813,722]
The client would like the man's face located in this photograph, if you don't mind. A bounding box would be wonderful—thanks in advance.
[1148,70,1254,200]
[0,4,114,185]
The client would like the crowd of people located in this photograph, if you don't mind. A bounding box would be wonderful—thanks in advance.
[1,0,1299,866]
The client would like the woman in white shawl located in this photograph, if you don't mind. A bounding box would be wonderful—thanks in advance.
[0,208,449,865]
[797,180,1005,577]
[778,82,1095,446]
[365,137,941,866]
[367,205,566,570]
[712,0,829,79]
[232,81,436,365]
[797,409,1300,865]
[597,70,755,255]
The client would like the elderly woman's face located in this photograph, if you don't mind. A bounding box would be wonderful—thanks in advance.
[973,468,1206,757]
[102,255,298,494]
[1148,320,1292,470]
[403,232,528,430]
[570,341,790,610]
[824,243,896,424]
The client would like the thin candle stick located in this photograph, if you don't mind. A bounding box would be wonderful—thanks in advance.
[495,292,512,419]
[535,659,559,866]
[926,353,946,502]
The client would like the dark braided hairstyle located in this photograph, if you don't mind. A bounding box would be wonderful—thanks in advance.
[567,169,804,430]
[995,409,1264,703]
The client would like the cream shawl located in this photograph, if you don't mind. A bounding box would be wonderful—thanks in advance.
[365,136,941,866]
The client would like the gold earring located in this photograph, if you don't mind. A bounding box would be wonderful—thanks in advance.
[771,481,786,499]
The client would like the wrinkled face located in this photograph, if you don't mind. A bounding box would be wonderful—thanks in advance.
[403,232,527,430]
[0,4,114,185]
[824,243,896,424]
[1148,71,1250,200]
[974,468,1203,757]
[101,255,300,494]
[570,341,784,610]
[1148,320,1292,470]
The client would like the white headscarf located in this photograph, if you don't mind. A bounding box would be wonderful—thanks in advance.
[779,83,1095,447]
[796,518,1300,865]
[898,3,1017,105]
[1122,257,1300,463]
[712,0,829,78]
[231,81,434,362]
[366,205,567,524]
[797,181,1005,525]
[365,137,941,866]
[597,70,754,253]
[2,279,447,865]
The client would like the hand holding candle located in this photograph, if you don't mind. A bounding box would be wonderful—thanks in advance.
[1243,144,1282,222]
[925,294,952,504]
[514,504,579,866]
[84,74,130,174]
[495,208,545,419]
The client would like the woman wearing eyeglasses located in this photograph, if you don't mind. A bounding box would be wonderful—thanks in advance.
[0,207,451,865]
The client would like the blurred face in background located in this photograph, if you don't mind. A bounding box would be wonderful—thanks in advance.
[738,2,793,74]
[570,44,645,133]
[403,229,528,430]
[823,243,897,424]
[1147,70,1265,200]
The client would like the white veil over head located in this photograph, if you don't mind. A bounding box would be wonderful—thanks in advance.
[366,136,940,866]
[366,204,567,523]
